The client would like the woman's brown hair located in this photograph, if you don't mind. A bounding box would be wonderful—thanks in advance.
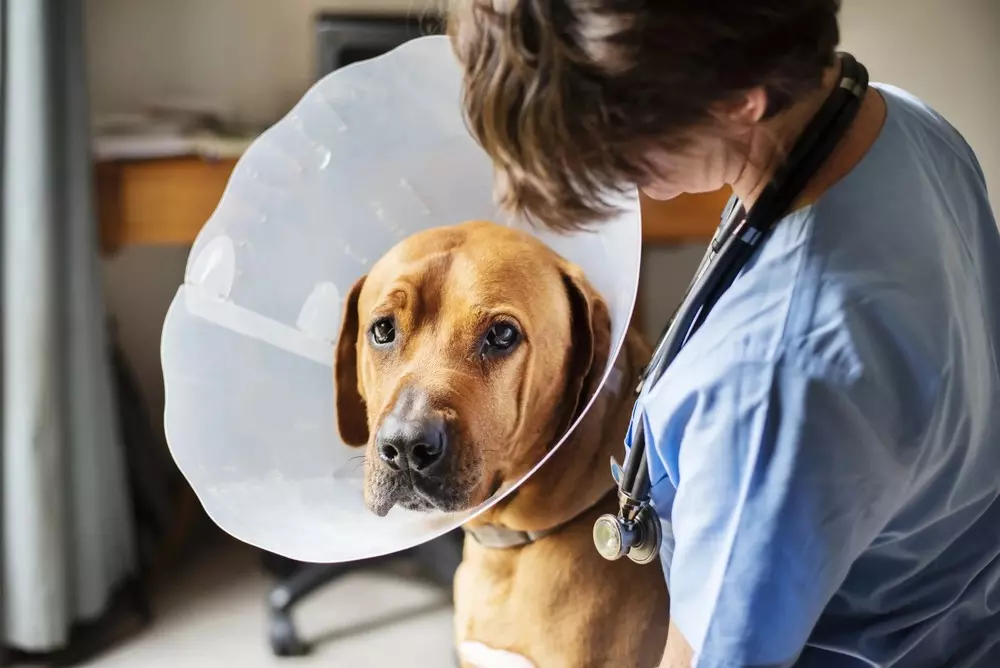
[448,0,842,231]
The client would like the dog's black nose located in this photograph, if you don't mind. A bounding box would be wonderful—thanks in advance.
[376,412,448,473]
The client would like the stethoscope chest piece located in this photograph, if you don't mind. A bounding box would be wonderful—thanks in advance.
[625,507,661,565]
[593,505,661,565]
[594,456,662,564]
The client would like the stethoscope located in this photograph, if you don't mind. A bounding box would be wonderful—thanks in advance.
[593,53,870,565]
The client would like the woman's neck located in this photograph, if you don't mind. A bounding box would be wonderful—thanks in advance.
[731,60,886,212]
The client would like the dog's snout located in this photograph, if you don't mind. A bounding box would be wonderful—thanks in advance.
[376,411,449,474]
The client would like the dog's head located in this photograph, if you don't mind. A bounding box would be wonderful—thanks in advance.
[334,221,611,517]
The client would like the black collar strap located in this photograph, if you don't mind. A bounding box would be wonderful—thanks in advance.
[463,522,567,549]
[463,486,614,549]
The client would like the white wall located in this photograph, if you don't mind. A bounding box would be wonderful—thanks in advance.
[90,0,1000,409]
[840,0,999,204]
[86,0,441,126]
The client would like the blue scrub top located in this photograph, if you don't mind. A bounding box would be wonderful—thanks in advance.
[630,84,1000,667]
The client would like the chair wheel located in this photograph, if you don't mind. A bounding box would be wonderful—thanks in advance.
[268,609,310,657]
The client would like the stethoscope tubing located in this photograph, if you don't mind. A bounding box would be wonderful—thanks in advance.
[622,53,869,506]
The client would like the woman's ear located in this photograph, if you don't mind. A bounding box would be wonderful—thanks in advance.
[334,276,370,446]
[557,264,612,436]
[713,86,769,125]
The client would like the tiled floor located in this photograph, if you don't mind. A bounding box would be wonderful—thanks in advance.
[83,538,456,667]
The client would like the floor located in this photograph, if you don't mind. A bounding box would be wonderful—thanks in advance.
[82,538,456,667]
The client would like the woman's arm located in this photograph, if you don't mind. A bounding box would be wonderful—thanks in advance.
[642,355,908,667]
[660,621,694,668]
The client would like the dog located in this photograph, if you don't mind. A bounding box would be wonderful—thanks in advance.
[334,220,669,667]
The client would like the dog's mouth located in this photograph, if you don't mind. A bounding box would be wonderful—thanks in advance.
[363,457,505,518]
[365,470,474,517]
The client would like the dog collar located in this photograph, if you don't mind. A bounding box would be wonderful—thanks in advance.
[463,487,614,550]
[462,523,565,549]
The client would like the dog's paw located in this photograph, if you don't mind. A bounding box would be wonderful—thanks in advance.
[458,641,537,668]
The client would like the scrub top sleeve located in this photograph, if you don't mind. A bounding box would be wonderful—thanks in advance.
[655,359,907,668]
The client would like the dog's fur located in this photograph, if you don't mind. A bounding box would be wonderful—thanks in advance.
[334,221,669,667]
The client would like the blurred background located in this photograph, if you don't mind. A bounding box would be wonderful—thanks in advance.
[1,0,997,666]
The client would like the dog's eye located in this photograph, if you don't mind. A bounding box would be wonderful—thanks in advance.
[483,322,520,356]
[370,318,396,346]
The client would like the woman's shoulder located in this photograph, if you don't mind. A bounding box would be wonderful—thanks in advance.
[831,83,989,201]
[652,246,942,449]
[668,198,948,417]
[874,84,983,166]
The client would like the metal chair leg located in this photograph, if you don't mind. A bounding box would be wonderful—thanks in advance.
[266,561,362,656]
[264,530,465,658]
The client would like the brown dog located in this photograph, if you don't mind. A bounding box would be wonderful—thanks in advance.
[334,221,669,667]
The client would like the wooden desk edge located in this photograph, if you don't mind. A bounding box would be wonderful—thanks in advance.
[96,157,727,254]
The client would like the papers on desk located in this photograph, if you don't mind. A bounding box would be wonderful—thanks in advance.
[92,131,256,161]
[91,107,259,161]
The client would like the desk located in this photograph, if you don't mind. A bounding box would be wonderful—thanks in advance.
[96,156,729,255]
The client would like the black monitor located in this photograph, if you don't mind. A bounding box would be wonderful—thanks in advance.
[315,13,445,79]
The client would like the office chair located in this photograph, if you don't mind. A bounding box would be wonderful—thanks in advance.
[263,530,464,656]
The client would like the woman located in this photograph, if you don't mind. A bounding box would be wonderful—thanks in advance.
[449,1,1000,667]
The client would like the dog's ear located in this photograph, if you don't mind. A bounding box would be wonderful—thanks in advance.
[334,276,370,446]
[556,264,612,435]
